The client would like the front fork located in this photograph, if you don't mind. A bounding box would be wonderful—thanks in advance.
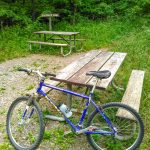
[21,94,40,124]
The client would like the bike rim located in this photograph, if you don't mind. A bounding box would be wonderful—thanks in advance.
[89,105,141,150]
[8,99,41,149]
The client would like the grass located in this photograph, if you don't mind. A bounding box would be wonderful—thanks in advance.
[0,17,150,149]
[0,87,6,94]
[0,142,13,150]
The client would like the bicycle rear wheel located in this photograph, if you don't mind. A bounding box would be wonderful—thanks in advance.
[86,102,144,150]
[6,96,45,150]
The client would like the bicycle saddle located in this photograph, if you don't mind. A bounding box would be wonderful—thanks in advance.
[86,70,111,79]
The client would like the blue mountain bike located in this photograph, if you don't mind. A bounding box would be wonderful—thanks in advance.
[6,68,144,150]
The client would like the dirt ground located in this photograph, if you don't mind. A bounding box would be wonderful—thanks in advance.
[0,53,93,150]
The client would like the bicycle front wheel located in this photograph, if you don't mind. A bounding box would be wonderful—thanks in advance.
[6,96,45,150]
[86,102,144,150]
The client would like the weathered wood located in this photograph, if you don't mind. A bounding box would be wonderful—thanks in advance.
[68,51,113,84]
[28,41,68,47]
[117,70,145,120]
[34,31,80,36]
[49,38,85,41]
[43,50,102,92]
[41,13,59,17]
[87,52,127,89]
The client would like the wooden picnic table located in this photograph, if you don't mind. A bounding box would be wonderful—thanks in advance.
[44,49,127,109]
[41,49,145,122]
[31,31,80,56]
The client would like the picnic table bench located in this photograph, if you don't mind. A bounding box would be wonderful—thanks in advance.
[117,70,145,120]
[36,49,144,121]
[28,31,83,56]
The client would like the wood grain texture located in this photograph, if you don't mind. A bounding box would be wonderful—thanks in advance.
[48,38,85,41]
[41,14,59,17]
[43,50,101,92]
[34,31,80,35]
[68,51,114,84]
[117,70,145,120]
[28,41,68,46]
[87,52,127,89]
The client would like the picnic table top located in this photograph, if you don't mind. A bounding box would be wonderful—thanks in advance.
[48,49,127,90]
[34,31,80,36]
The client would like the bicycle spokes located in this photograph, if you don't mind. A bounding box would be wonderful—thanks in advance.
[8,99,42,148]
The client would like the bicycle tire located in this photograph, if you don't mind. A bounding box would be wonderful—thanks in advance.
[86,102,144,150]
[6,96,45,150]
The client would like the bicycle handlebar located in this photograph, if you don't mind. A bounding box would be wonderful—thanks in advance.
[18,68,56,78]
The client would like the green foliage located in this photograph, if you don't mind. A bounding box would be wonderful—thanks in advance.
[0,0,150,28]
[0,87,6,94]
[26,85,34,91]
[0,142,12,150]
[0,1,32,27]
[43,130,51,140]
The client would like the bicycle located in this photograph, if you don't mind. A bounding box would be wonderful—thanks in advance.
[6,68,144,150]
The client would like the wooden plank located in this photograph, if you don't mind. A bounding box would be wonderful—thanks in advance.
[68,51,114,84]
[28,41,68,46]
[87,52,127,89]
[42,50,102,92]
[49,38,85,41]
[41,13,59,17]
[34,31,80,36]
[117,70,145,120]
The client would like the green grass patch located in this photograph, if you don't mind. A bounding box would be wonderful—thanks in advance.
[26,85,34,91]
[0,87,6,94]
[0,142,13,150]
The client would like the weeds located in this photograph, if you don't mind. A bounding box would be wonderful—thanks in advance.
[0,87,6,94]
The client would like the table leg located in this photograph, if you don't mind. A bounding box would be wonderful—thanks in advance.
[111,80,124,91]
[29,43,32,50]
[69,35,72,48]
[49,17,52,30]
[73,35,76,47]
[39,34,42,49]
[44,34,46,42]
[67,84,72,109]
[84,87,94,117]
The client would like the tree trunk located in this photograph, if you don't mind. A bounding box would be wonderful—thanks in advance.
[69,0,76,25]
[0,20,3,31]
[23,0,25,5]
[31,0,36,21]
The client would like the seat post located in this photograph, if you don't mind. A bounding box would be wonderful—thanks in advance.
[91,78,99,94]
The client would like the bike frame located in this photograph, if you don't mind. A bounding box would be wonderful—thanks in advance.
[34,80,116,135]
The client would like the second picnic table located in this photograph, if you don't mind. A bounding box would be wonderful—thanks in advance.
[29,31,80,56]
